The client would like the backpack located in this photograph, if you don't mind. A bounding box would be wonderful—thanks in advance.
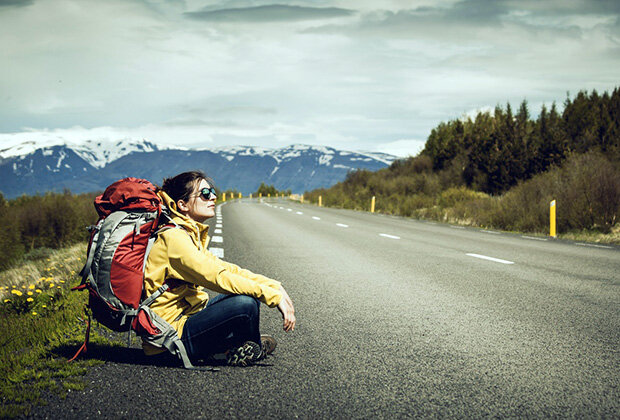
[71,177,212,370]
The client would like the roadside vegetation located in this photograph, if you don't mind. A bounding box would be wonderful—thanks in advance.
[0,243,123,417]
[305,89,620,242]
[255,182,291,197]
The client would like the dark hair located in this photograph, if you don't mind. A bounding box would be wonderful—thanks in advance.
[161,170,213,203]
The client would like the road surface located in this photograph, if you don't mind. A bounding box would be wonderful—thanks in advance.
[31,198,620,418]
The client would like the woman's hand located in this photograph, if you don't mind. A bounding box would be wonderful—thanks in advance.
[277,285,296,332]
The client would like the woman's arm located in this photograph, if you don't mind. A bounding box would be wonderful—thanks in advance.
[277,285,296,332]
[163,229,283,307]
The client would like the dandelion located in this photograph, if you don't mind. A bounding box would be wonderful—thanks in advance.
[49,283,55,288]
[11,290,22,296]
[27,297,34,302]
[3,299,9,303]
[32,312,38,315]
[21,285,26,289]
[29,284,35,290]
[60,280,65,284]
[27,291,33,296]
[12,285,16,288]
[36,289,42,294]
[39,277,46,281]
[42,305,47,308]
[57,286,62,289]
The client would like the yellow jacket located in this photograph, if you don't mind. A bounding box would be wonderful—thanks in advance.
[142,190,282,354]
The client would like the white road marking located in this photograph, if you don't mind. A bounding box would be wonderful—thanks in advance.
[214,229,222,234]
[576,243,613,249]
[211,236,223,243]
[287,208,292,212]
[379,233,400,239]
[336,223,349,228]
[466,253,514,265]
[482,230,500,234]
[427,222,437,225]
[522,235,548,241]
[296,211,303,215]
[450,226,465,229]
[209,247,224,258]
[216,223,222,228]
[312,216,321,220]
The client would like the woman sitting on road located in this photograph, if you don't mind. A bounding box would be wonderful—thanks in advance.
[143,170,296,366]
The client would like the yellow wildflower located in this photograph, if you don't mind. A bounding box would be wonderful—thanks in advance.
[29,284,35,290]
[60,280,65,284]
[32,312,38,315]
[36,289,42,293]
[3,299,9,303]
[21,285,26,289]
[27,291,33,296]
[39,277,46,281]
[27,297,34,302]
[42,305,47,308]
[11,290,22,296]
[49,283,55,288]
[57,286,62,289]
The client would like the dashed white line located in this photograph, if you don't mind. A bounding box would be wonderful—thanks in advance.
[336,223,349,228]
[211,236,223,243]
[209,247,224,258]
[312,217,321,220]
[482,230,500,234]
[214,229,222,234]
[522,235,548,242]
[287,208,292,212]
[576,243,613,249]
[379,233,400,240]
[216,223,222,228]
[466,253,514,265]
[296,211,303,215]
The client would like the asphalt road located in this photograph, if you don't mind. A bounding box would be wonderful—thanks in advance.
[30,198,619,418]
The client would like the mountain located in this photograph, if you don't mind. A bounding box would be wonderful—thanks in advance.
[0,140,395,198]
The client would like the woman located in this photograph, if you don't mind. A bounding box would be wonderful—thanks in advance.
[143,170,296,366]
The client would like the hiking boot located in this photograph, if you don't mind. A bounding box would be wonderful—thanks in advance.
[226,341,262,367]
[260,334,277,357]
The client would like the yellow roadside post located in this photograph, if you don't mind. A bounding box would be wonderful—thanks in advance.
[223,193,226,202]
[319,196,322,207]
[550,200,556,238]
[371,196,376,213]
[268,193,270,198]
[250,193,253,199]
[239,192,242,199]
[301,195,304,204]
[259,193,262,198]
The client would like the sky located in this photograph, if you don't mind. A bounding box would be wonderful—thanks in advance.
[0,0,619,157]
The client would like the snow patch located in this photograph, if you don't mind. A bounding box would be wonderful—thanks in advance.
[318,155,333,166]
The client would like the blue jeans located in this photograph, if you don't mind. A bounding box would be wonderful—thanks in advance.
[181,294,261,360]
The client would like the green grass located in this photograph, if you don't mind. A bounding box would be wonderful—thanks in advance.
[0,243,124,417]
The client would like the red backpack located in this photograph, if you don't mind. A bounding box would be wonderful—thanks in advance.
[71,177,211,370]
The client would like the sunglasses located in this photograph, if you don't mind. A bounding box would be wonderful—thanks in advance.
[196,187,217,200]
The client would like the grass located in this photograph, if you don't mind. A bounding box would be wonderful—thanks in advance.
[0,243,124,417]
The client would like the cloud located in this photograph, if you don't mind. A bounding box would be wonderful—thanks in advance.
[0,0,33,7]
[185,4,354,22]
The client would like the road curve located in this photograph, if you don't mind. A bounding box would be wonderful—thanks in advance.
[31,198,620,418]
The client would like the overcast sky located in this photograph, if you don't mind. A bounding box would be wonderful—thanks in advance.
[1,0,619,157]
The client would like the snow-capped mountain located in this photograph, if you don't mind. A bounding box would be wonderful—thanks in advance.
[0,140,396,198]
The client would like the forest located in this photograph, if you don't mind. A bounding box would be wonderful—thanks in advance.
[305,88,620,239]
